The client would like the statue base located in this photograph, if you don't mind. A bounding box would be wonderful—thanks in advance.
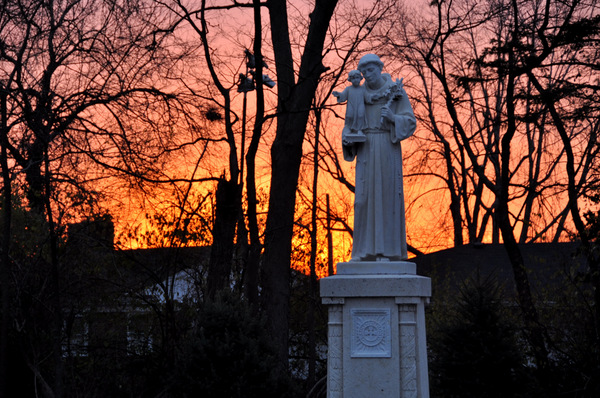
[320,261,431,398]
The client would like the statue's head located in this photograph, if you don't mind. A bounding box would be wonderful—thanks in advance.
[357,54,384,72]
[358,54,384,88]
[348,69,363,86]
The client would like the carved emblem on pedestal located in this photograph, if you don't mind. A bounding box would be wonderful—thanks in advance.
[351,309,391,357]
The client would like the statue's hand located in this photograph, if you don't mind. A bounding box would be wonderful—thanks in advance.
[342,132,351,146]
[332,91,340,98]
[342,134,350,146]
[381,106,393,123]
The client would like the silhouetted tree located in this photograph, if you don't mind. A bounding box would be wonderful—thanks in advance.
[0,0,199,395]
[379,0,600,374]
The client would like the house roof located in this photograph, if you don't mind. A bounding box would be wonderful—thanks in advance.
[411,242,585,298]
[63,236,211,307]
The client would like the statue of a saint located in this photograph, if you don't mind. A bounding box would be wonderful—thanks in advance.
[342,54,416,261]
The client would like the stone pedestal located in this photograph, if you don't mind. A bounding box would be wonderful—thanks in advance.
[320,261,431,398]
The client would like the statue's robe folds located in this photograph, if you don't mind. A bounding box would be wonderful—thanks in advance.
[343,73,416,260]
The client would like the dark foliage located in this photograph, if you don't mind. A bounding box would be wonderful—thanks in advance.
[163,293,300,398]
[429,277,532,398]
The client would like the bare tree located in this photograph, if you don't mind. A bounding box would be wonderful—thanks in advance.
[378,0,600,375]
[0,0,198,395]
[158,0,281,303]
[0,73,11,398]
[259,0,339,372]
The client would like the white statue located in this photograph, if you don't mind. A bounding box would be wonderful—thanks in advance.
[332,70,367,144]
[341,54,416,261]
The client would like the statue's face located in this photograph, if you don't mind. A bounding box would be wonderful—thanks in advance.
[349,74,362,86]
[359,63,383,87]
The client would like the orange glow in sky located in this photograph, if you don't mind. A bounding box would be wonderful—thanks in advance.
[85,0,579,277]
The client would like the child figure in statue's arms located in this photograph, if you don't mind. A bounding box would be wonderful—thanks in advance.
[333,70,367,145]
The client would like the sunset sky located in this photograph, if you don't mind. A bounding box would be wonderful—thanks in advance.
[2,0,594,272]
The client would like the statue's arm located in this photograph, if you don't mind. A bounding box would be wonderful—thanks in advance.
[333,87,350,103]
[390,95,416,144]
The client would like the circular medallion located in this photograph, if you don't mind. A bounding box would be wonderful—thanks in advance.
[358,320,384,346]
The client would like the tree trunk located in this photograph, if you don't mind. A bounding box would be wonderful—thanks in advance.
[262,0,338,373]
[0,81,11,398]
[244,0,266,308]
[207,177,240,299]
[499,58,548,372]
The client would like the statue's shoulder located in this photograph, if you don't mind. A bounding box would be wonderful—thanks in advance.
[377,74,394,92]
